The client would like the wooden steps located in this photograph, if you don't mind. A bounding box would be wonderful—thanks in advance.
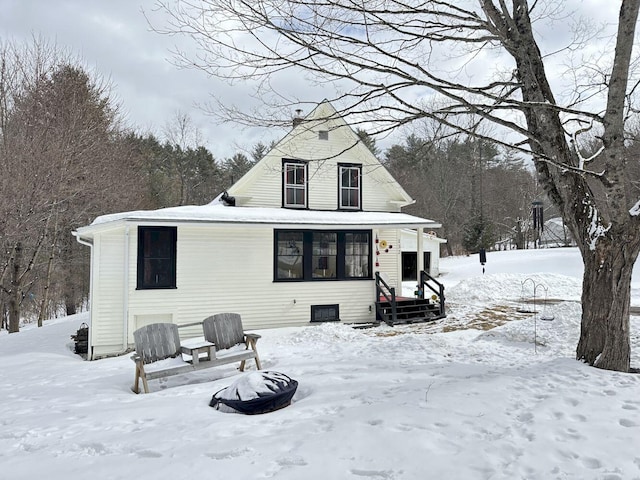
[376,298,445,326]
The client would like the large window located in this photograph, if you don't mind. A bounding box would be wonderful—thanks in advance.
[137,226,177,289]
[275,230,371,281]
[276,231,304,279]
[345,233,370,278]
[312,232,337,279]
[339,164,361,210]
[283,160,307,208]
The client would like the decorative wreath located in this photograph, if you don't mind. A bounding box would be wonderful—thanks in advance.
[379,240,388,249]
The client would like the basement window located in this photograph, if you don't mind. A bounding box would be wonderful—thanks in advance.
[311,304,340,322]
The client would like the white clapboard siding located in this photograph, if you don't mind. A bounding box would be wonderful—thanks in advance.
[229,102,410,212]
[234,144,403,212]
[376,229,402,290]
[117,224,377,347]
[91,229,126,349]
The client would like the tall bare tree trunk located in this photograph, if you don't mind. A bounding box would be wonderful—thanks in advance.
[59,231,78,316]
[577,236,638,370]
[0,299,6,330]
[8,242,22,333]
[37,210,59,327]
[37,245,56,327]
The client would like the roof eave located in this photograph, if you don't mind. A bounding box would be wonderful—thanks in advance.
[79,216,441,232]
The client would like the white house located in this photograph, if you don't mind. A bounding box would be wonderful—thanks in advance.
[73,101,445,360]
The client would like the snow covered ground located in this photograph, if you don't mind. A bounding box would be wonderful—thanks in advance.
[2,247,640,480]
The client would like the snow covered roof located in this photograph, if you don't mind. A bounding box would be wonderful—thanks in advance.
[75,202,441,237]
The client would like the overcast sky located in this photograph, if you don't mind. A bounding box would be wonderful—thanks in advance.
[0,0,623,160]
[0,0,283,159]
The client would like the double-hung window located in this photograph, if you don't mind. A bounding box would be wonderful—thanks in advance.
[275,231,304,279]
[344,233,369,278]
[339,164,361,210]
[274,230,371,281]
[137,226,177,289]
[312,233,337,279]
[283,160,307,208]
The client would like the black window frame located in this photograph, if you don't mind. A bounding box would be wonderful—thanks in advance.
[338,163,362,211]
[311,304,340,322]
[282,159,308,209]
[274,229,372,282]
[136,226,177,290]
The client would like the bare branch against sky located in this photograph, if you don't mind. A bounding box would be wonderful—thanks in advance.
[0,0,622,157]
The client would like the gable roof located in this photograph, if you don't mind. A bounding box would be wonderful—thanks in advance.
[75,100,442,239]
[228,100,414,207]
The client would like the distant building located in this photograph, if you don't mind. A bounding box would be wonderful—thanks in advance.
[540,217,575,247]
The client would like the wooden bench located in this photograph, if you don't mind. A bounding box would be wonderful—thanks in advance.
[131,314,261,394]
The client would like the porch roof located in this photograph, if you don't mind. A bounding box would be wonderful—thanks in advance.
[76,203,441,237]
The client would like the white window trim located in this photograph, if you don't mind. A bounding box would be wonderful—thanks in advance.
[339,165,361,210]
[284,161,307,208]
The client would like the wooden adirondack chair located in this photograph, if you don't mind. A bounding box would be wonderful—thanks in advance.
[203,313,262,371]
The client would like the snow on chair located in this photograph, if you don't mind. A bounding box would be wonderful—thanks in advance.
[131,315,261,394]
[202,313,262,372]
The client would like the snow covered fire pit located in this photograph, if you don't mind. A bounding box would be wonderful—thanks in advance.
[209,371,298,415]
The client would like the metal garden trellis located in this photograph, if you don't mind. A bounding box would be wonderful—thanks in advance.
[518,278,555,353]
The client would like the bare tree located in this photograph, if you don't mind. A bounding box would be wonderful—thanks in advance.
[384,126,536,254]
[154,0,640,372]
[0,38,146,330]
[0,38,70,332]
[162,111,224,205]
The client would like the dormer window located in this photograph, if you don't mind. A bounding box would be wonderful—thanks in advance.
[339,164,361,210]
[283,160,307,208]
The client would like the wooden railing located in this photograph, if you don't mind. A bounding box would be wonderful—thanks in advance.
[419,270,446,317]
[375,272,397,324]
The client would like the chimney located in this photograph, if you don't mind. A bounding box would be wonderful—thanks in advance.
[292,109,303,128]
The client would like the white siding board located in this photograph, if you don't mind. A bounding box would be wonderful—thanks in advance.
[236,144,405,212]
[232,161,281,208]
[91,230,126,348]
[376,229,402,289]
[229,102,412,212]
[177,225,376,329]
[119,224,378,348]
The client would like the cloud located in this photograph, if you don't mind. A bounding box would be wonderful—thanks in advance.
[0,0,626,160]
[0,0,282,159]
